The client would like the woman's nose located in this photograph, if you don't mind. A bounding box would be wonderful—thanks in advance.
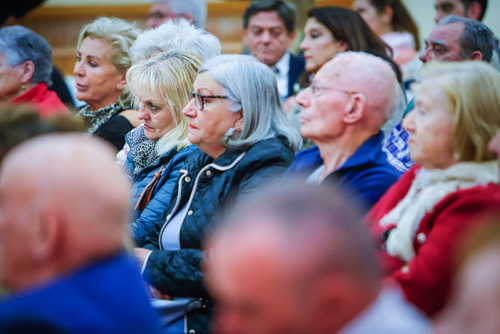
[182,98,198,118]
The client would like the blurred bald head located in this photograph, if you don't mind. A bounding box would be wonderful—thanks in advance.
[205,181,381,334]
[0,134,130,292]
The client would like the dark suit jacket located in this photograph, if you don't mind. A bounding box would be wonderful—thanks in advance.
[287,53,305,98]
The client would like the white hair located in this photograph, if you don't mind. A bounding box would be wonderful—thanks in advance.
[130,18,220,64]
[151,0,207,29]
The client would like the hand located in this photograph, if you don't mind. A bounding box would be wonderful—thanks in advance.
[147,285,172,300]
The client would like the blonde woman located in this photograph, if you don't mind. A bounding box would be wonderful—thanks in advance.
[368,61,500,317]
[124,50,202,246]
[74,17,141,149]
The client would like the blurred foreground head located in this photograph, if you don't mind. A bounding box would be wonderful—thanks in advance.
[434,216,500,334]
[0,134,130,293]
[205,180,382,334]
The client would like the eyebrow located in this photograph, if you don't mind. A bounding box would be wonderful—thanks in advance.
[77,51,101,61]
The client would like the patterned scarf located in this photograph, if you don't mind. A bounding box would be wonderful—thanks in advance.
[126,126,160,177]
[77,101,122,135]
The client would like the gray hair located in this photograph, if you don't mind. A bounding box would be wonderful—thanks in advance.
[130,18,220,64]
[199,54,302,152]
[438,15,494,63]
[77,17,141,108]
[0,26,52,85]
[151,0,207,29]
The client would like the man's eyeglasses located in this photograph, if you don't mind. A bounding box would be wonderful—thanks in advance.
[189,90,230,110]
[309,84,360,96]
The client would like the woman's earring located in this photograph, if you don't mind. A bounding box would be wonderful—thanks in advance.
[21,84,26,90]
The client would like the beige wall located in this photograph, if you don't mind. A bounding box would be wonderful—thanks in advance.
[402,0,500,51]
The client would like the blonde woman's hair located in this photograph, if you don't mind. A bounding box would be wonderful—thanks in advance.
[420,61,500,162]
[126,50,202,154]
[77,17,141,108]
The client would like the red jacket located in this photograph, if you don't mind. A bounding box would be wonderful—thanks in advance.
[367,165,500,317]
[9,83,69,118]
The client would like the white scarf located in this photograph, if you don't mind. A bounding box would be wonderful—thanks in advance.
[379,161,499,262]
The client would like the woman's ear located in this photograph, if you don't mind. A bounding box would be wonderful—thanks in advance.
[117,72,127,91]
[234,110,244,132]
[381,5,394,26]
[20,60,36,84]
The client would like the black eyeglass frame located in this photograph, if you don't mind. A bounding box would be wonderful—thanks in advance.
[189,90,230,110]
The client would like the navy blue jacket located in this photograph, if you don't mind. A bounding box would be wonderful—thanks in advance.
[286,132,402,208]
[125,139,196,247]
[0,252,163,334]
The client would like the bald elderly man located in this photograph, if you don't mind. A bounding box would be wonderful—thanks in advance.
[286,51,402,208]
[206,181,430,334]
[0,135,162,333]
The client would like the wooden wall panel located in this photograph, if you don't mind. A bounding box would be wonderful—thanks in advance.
[20,0,352,76]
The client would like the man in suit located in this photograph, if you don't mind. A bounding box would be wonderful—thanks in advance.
[242,0,305,102]
[0,134,163,333]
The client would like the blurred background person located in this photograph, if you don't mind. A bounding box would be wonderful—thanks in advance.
[288,52,402,208]
[368,61,500,318]
[0,134,163,334]
[286,6,405,141]
[135,54,301,334]
[0,26,69,117]
[125,50,201,247]
[1,0,75,109]
[242,0,304,103]
[74,17,141,150]
[206,181,430,334]
[433,217,500,334]
[148,0,207,29]
[352,0,421,94]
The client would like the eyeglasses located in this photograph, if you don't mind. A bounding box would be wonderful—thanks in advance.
[309,83,360,96]
[189,90,230,110]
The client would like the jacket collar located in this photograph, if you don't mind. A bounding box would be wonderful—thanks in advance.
[339,132,385,170]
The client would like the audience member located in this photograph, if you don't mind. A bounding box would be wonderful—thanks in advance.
[287,52,402,208]
[352,0,421,93]
[130,18,221,64]
[0,134,163,334]
[134,54,301,334]
[0,105,84,163]
[74,17,141,150]
[286,6,405,142]
[435,0,487,22]
[384,15,495,172]
[148,0,207,29]
[368,61,500,317]
[0,26,69,117]
[242,0,305,102]
[206,181,430,334]
[125,50,201,246]
[433,218,500,334]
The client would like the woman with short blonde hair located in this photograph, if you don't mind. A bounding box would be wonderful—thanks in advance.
[124,50,202,246]
[74,17,141,149]
[368,60,500,317]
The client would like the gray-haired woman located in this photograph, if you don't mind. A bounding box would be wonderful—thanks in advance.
[134,54,301,334]
[0,26,68,117]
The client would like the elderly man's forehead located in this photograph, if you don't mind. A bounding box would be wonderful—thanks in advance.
[432,22,464,41]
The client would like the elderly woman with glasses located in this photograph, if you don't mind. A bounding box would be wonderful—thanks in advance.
[134,54,302,334]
